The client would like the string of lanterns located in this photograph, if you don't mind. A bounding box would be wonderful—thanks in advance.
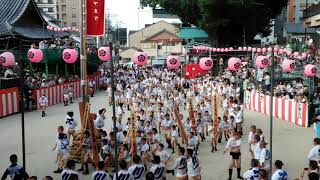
[0,45,316,78]
[193,46,309,60]
[46,26,80,32]
[192,46,317,77]
[131,51,214,71]
[0,48,80,67]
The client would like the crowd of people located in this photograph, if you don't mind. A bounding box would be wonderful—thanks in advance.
[1,66,320,180]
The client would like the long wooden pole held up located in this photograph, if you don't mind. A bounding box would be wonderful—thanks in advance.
[173,107,188,147]
[80,0,88,103]
[188,99,197,133]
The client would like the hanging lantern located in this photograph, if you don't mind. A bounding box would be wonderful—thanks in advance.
[220,48,225,52]
[267,47,272,53]
[62,49,78,64]
[252,48,257,52]
[27,48,43,63]
[282,60,295,73]
[228,57,242,71]
[293,52,299,57]
[248,47,252,51]
[98,47,110,62]
[278,49,284,55]
[46,26,51,30]
[238,47,243,51]
[274,47,279,52]
[262,48,267,53]
[255,56,269,69]
[257,48,262,53]
[302,52,308,59]
[286,50,292,56]
[209,47,213,52]
[217,48,221,52]
[132,51,148,66]
[0,52,15,67]
[243,47,248,51]
[229,47,234,51]
[212,48,217,52]
[304,64,317,77]
[199,57,214,71]
[166,55,180,69]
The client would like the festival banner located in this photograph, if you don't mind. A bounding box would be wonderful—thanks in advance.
[87,0,105,36]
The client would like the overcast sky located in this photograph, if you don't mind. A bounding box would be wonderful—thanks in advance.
[106,0,153,30]
[105,0,181,31]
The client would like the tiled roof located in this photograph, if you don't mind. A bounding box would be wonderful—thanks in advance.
[0,0,30,35]
[179,27,208,39]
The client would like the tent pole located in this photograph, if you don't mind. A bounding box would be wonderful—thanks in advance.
[56,63,59,76]
[64,63,68,78]
[45,63,48,80]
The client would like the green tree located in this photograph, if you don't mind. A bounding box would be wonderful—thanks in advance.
[140,0,288,46]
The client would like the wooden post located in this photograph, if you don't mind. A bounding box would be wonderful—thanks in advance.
[89,113,99,168]
[188,99,196,132]
[130,107,137,157]
[212,95,219,136]
[173,107,188,147]
[79,0,88,135]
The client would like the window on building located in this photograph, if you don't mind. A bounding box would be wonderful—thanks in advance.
[167,43,176,46]
[48,7,54,12]
[72,14,76,18]
[62,5,66,12]
[62,14,67,20]
[48,0,53,3]
[71,22,77,26]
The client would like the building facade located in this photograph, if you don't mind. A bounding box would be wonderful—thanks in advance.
[124,21,183,62]
[287,0,318,23]
[56,0,80,28]
[34,0,57,18]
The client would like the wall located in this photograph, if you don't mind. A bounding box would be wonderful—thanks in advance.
[129,21,179,48]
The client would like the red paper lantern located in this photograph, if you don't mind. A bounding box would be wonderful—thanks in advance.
[282,60,295,73]
[199,57,213,71]
[166,55,180,69]
[255,56,269,69]
[304,64,317,77]
[27,48,43,63]
[132,51,148,66]
[62,49,78,64]
[0,52,15,67]
[228,57,241,71]
[98,47,110,62]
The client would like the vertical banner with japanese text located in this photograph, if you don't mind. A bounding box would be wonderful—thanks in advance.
[87,0,105,36]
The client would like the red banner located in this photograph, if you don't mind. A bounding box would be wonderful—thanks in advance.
[87,0,105,36]
[185,64,207,79]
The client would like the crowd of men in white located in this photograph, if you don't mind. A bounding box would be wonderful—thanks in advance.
[2,67,320,180]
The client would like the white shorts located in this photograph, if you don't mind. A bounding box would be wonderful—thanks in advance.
[176,172,187,177]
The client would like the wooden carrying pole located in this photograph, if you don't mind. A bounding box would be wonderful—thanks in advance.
[130,107,137,157]
[88,113,99,167]
[188,99,197,133]
[173,107,188,147]
[212,95,219,136]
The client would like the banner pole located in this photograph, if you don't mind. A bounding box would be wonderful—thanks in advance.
[80,0,88,103]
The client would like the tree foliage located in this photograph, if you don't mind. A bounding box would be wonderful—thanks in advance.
[140,0,288,46]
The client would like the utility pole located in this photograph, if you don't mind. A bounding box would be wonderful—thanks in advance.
[80,0,88,102]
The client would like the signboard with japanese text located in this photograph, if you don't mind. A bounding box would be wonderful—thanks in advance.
[87,0,105,36]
